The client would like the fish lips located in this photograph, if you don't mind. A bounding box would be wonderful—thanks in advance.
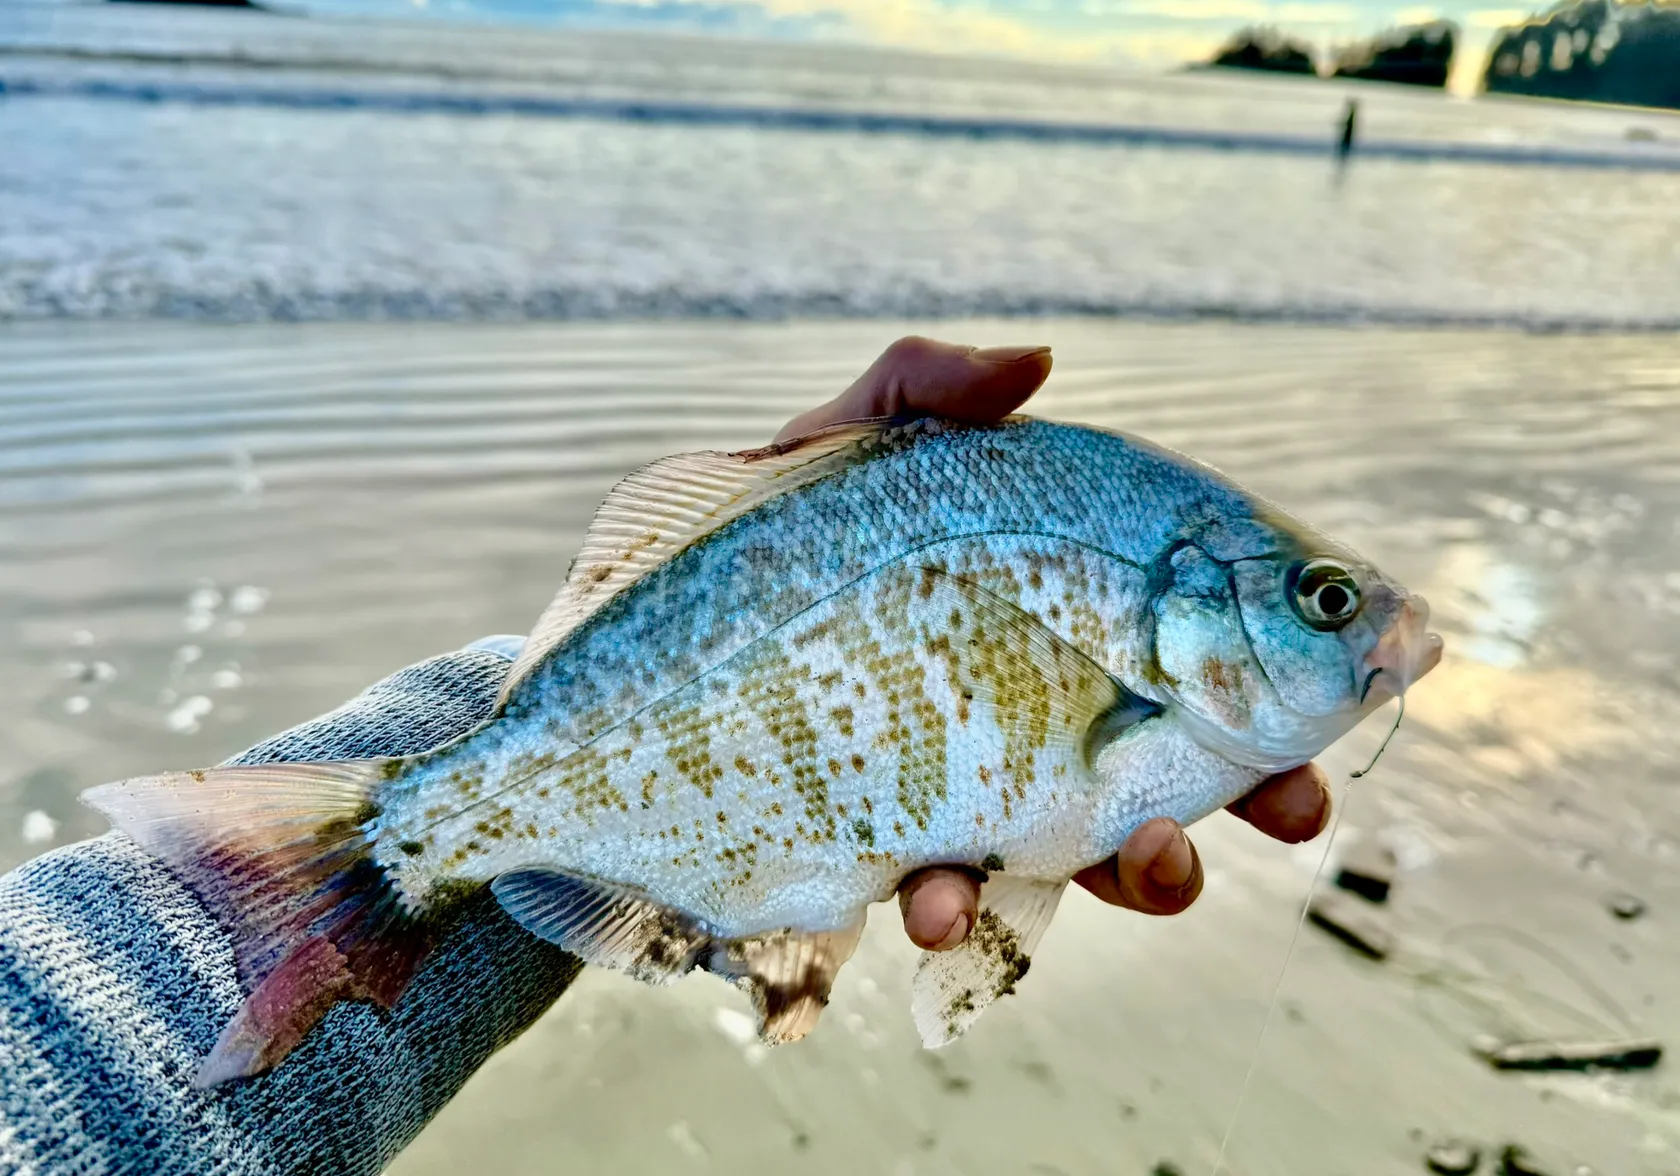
[1360,595,1444,705]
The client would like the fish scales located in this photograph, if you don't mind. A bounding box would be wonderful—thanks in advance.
[83,414,1443,1082]
[385,553,1156,933]
[498,418,1264,742]
[381,418,1259,924]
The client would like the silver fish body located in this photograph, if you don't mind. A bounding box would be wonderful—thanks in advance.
[85,414,1442,1084]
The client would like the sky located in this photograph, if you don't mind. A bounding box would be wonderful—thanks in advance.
[319,0,1547,75]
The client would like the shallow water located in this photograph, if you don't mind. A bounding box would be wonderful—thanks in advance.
[2,317,1676,1174]
[5,5,1680,327]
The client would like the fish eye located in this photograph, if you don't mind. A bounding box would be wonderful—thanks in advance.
[1289,559,1362,630]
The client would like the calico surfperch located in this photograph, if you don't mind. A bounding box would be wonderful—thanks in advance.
[85,414,1442,1086]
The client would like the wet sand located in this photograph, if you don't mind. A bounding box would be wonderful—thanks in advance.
[2,319,1676,1174]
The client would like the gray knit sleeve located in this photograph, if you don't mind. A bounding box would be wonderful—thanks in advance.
[0,639,581,1176]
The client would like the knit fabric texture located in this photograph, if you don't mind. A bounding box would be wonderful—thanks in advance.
[0,638,582,1176]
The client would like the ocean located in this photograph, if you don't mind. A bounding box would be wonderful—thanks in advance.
[3,5,1679,1175]
[4,1,1680,328]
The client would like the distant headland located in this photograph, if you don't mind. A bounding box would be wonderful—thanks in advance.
[1201,2,1680,111]
[1483,0,1680,110]
[1201,21,1456,88]
[108,0,262,7]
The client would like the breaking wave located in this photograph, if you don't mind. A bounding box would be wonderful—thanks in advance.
[7,279,1680,332]
[6,71,1680,173]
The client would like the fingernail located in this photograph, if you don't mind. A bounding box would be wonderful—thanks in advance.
[933,912,972,951]
[971,345,1051,364]
[1145,828,1193,893]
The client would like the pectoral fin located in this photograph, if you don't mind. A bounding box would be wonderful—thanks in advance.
[911,874,1067,1048]
[491,868,711,983]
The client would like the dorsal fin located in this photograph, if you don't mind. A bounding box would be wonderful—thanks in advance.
[495,419,887,708]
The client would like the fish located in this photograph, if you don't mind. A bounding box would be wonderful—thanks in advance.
[83,414,1443,1087]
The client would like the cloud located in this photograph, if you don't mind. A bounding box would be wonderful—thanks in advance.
[1106,26,1227,62]
[1465,7,1530,28]
[1390,6,1440,24]
[1083,0,1357,21]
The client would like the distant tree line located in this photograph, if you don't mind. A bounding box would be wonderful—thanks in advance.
[1483,0,1680,110]
[1201,2,1680,111]
[1203,21,1456,88]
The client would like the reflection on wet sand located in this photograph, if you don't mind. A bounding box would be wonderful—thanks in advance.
[1,319,1676,1175]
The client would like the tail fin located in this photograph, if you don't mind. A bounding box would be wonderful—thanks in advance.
[83,760,433,1087]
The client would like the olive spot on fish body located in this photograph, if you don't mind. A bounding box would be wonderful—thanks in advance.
[980,852,1005,872]
[588,565,612,583]
[397,840,425,857]
[1201,657,1239,692]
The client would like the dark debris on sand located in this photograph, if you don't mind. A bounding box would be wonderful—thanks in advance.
[1307,893,1394,960]
[1607,891,1647,920]
[1498,1144,1551,1176]
[1474,1036,1663,1072]
[1333,843,1396,904]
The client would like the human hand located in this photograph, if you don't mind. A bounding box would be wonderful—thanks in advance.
[778,335,1335,951]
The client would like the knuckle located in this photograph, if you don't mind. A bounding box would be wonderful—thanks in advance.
[881,335,940,366]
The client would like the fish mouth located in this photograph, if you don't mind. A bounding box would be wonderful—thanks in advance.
[1360,595,1444,705]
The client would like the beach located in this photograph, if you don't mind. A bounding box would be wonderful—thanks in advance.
[6,0,1680,1167]
[4,316,1677,1174]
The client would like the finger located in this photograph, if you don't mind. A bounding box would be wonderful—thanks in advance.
[897,866,981,951]
[1227,763,1332,844]
[1074,817,1203,916]
[774,336,1052,442]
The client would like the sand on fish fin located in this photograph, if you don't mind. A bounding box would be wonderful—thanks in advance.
[706,920,865,1045]
[491,866,862,1043]
[912,874,1066,1048]
[494,420,885,709]
[81,759,432,1087]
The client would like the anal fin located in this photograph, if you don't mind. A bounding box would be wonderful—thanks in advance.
[912,874,1067,1048]
[706,921,865,1045]
[491,869,710,983]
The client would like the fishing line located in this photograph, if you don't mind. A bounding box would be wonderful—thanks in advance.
[1208,696,1406,1175]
